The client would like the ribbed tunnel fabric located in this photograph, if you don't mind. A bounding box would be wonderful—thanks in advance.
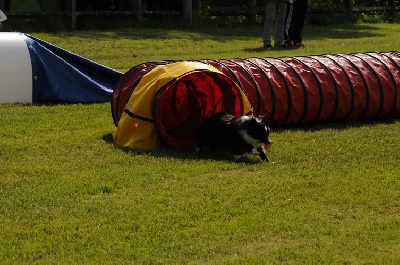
[112,52,400,149]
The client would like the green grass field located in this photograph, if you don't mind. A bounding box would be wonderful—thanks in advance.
[1,23,399,263]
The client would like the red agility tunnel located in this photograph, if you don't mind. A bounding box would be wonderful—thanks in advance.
[200,52,400,127]
[112,61,251,149]
[111,52,400,149]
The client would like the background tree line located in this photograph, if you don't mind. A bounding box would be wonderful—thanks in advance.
[1,0,397,31]
[2,0,394,12]
[1,1,397,14]
[127,0,397,11]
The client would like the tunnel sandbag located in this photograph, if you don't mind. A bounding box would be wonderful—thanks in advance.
[112,61,169,126]
[112,61,251,149]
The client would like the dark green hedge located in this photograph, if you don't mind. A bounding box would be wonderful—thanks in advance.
[143,0,397,10]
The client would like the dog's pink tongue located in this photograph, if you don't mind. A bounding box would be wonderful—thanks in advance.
[263,142,273,151]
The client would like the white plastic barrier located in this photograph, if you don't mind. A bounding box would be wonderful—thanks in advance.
[0,32,33,103]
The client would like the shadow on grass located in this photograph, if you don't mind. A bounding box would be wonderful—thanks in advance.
[304,23,385,40]
[30,23,384,42]
[272,118,399,133]
[102,133,265,164]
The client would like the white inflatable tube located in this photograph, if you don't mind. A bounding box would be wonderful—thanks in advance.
[0,10,6,22]
[0,32,33,103]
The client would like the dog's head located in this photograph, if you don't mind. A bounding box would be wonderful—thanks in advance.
[251,116,271,145]
[240,116,271,148]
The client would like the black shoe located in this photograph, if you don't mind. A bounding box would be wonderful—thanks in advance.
[284,42,293,48]
[293,42,305,48]
[263,44,272,49]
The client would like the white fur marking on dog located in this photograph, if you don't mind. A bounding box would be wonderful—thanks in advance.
[239,116,251,123]
[239,130,262,148]
[251,148,260,155]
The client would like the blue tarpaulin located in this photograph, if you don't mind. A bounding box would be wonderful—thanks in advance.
[24,34,122,103]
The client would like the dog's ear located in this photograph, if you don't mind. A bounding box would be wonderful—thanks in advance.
[256,116,269,125]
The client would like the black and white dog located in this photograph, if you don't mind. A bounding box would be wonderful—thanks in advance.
[196,113,272,161]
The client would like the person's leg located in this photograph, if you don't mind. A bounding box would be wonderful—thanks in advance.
[273,1,287,47]
[284,2,294,45]
[4,0,11,11]
[263,1,276,47]
[289,0,308,45]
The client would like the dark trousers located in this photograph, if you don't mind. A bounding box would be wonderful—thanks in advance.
[3,0,11,11]
[284,0,308,44]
